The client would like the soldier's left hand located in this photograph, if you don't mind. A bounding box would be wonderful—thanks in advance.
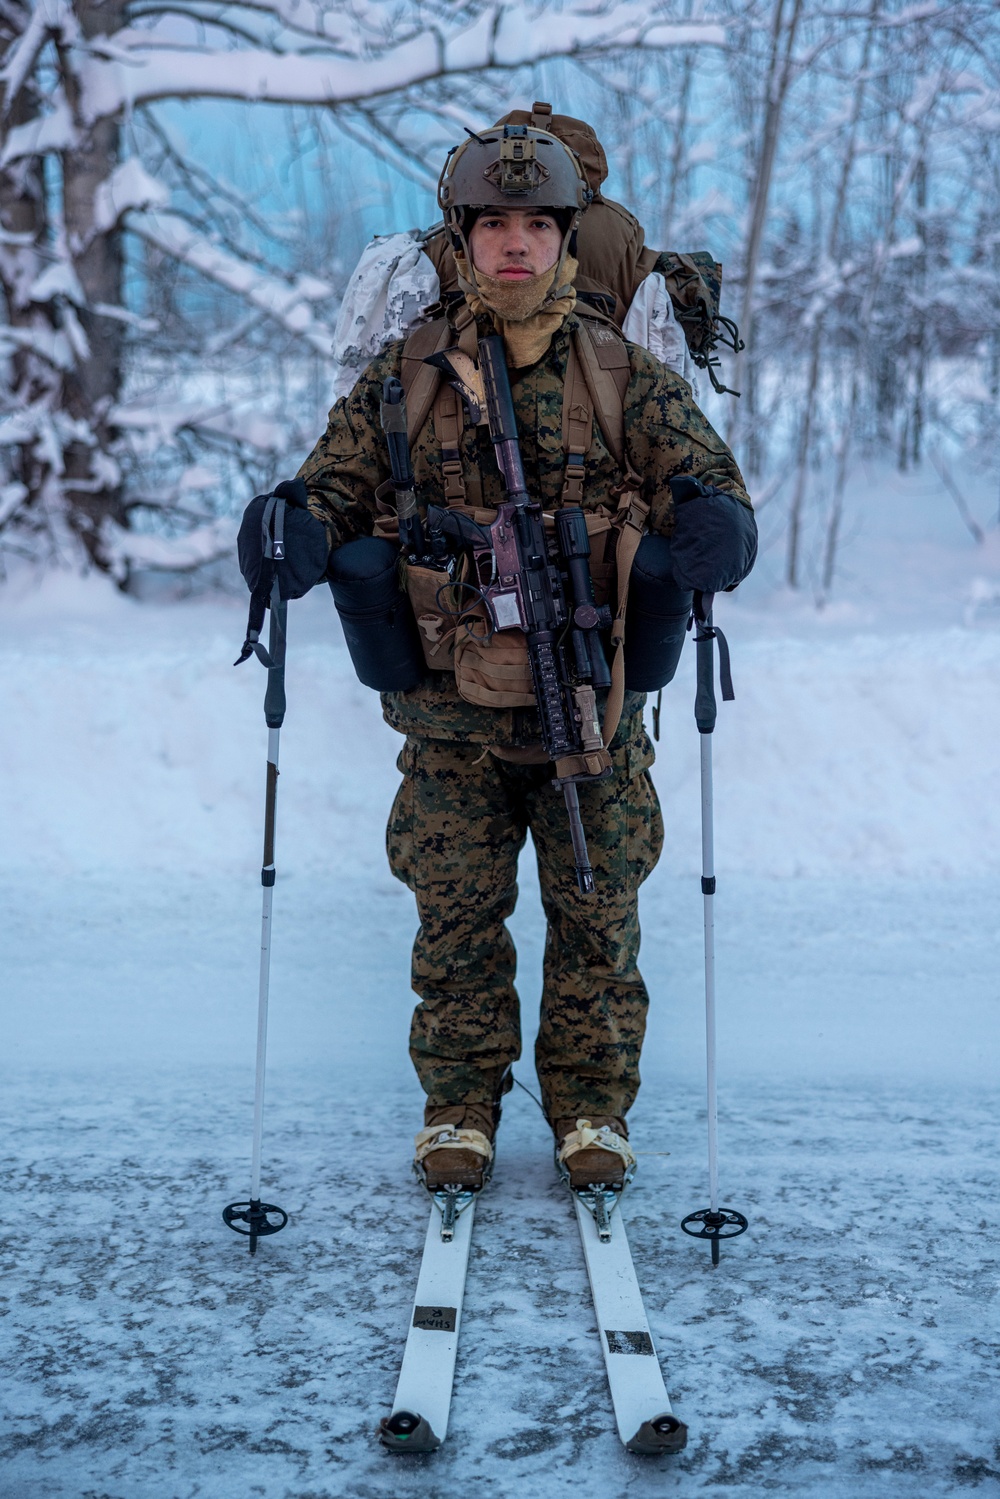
[667,476,758,593]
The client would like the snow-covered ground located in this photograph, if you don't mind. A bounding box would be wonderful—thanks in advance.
[2,461,999,1496]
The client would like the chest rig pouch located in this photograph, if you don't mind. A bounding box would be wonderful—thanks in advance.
[386,309,649,751]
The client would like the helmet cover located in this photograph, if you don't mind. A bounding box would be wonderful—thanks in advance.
[438,124,591,282]
[439,124,590,216]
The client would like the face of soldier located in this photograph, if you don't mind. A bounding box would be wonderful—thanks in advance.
[468,208,562,280]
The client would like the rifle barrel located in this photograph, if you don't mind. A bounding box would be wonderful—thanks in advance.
[479,336,530,500]
[562,781,595,894]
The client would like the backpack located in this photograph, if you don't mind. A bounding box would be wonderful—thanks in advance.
[424,102,742,393]
[329,103,741,404]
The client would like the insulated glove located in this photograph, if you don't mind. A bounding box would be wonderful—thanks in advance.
[667,475,757,594]
[235,477,330,666]
[237,477,330,601]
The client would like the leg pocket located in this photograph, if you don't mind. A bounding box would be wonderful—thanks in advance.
[625,731,664,887]
[386,738,419,890]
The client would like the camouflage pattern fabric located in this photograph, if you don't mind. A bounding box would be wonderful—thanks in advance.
[387,721,663,1121]
[298,307,750,748]
[298,303,750,1121]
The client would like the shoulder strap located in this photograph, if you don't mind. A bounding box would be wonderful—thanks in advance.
[401,317,453,444]
[571,317,641,489]
[563,317,648,749]
[400,307,479,445]
[402,310,481,505]
[601,489,649,749]
[433,379,468,506]
[561,340,593,506]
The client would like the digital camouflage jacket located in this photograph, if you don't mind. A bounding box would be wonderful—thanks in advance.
[298,308,751,748]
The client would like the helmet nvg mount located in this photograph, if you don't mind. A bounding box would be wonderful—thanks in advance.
[438,118,592,273]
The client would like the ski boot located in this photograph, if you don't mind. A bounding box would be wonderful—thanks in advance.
[555,1116,635,1189]
[414,1103,497,1193]
[414,1102,499,1242]
[555,1117,636,1242]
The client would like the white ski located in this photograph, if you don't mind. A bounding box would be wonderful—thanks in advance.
[379,1189,476,1453]
[573,1191,688,1454]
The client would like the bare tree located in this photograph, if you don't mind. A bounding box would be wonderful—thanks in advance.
[1,0,998,596]
[785,0,878,589]
[0,0,725,577]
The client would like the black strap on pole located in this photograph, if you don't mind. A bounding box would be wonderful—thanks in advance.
[691,590,734,732]
[263,581,287,729]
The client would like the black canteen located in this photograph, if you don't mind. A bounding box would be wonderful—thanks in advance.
[623,534,693,692]
[327,537,425,692]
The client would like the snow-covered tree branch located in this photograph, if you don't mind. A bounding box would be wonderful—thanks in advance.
[0,0,997,597]
[0,0,727,577]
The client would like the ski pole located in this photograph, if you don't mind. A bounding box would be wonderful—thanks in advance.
[224,568,290,1256]
[681,593,747,1267]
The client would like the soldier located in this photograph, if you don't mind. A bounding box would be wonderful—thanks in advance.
[288,119,756,1196]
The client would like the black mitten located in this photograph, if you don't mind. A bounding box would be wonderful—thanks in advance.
[237,477,329,601]
[667,476,757,593]
[235,478,330,666]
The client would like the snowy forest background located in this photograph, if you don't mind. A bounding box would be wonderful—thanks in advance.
[1,0,999,600]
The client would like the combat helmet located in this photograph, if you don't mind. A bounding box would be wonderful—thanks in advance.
[438,119,592,282]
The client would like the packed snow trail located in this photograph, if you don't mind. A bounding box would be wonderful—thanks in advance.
[2,869,997,1497]
[2,465,999,1493]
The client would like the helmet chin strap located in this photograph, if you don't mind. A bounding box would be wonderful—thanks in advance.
[547,213,582,298]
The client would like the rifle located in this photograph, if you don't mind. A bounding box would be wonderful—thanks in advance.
[380,377,450,569]
[426,334,613,895]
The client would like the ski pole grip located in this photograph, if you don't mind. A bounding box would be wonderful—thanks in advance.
[264,600,287,727]
[694,601,717,734]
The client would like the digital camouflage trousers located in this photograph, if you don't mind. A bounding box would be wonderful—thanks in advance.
[386,724,664,1122]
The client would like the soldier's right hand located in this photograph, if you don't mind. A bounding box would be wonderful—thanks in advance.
[237,478,331,601]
